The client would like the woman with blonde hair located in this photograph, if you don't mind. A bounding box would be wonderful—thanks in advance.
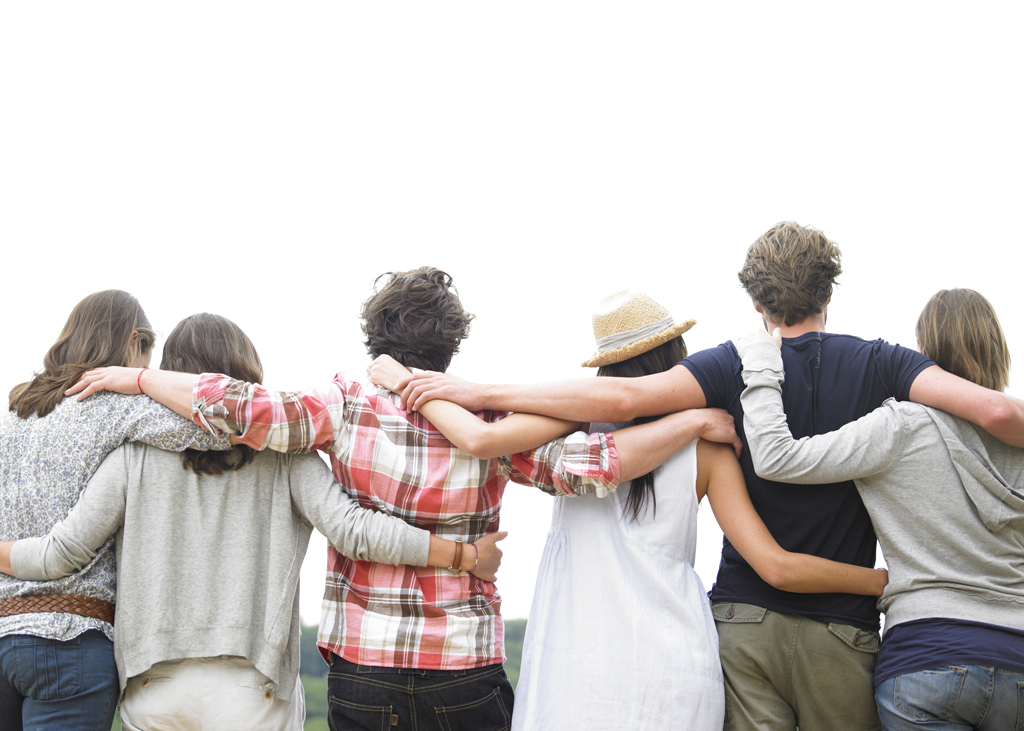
[0,291,229,731]
[738,288,1024,731]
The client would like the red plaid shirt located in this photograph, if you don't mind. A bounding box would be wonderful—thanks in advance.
[192,372,619,670]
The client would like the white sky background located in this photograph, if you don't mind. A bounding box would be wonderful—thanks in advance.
[1,4,1021,625]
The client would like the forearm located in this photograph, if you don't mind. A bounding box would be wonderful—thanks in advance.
[614,410,716,482]
[138,370,198,420]
[10,534,98,580]
[402,366,707,422]
[0,542,11,576]
[420,401,577,459]
[909,365,1024,448]
[764,553,887,596]
[427,536,476,572]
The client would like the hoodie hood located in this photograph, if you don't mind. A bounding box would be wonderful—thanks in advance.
[928,410,1024,532]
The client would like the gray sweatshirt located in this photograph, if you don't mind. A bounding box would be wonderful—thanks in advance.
[10,444,430,700]
[738,339,1024,632]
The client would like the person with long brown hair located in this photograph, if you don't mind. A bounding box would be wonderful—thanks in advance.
[1,312,505,731]
[738,288,1024,731]
[0,291,229,731]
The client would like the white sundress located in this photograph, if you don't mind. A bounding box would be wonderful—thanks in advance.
[511,433,724,730]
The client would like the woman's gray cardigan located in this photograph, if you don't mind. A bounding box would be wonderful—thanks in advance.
[11,444,430,700]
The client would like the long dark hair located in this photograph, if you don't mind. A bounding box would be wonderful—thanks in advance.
[597,336,687,522]
[10,290,155,418]
[160,313,263,476]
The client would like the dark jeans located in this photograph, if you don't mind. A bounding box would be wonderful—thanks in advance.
[0,630,119,731]
[327,654,514,731]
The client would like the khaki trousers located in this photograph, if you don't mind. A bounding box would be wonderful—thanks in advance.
[120,656,305,731]
[714,602,881,731]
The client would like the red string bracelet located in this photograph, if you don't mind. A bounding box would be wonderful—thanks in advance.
[467,543,479,576]
[137,368,149,395]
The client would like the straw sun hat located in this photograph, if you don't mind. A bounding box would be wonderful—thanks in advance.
[581,290,696,368]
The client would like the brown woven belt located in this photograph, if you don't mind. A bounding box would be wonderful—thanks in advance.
[0,594,115,625]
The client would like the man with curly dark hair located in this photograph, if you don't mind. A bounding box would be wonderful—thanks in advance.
[392,224,1024,731]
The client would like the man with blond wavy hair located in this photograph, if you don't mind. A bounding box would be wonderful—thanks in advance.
[393,223,1024,731]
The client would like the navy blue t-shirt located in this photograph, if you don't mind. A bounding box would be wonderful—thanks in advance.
[874,619,1024,685]
[682,332,934,631]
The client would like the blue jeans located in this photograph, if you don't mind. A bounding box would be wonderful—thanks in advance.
[0,631,119,731]
[876,665,1024,731]
[327,654,514,731]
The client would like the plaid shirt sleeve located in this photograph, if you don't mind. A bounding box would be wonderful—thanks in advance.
[191,373,342,454]
[507,430,620,498]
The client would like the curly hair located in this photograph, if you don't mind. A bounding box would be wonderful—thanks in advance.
[916,289,1010,393]
[361,267,474,372]
[738,222,842,327]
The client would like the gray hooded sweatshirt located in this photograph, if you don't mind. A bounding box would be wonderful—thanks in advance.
[737,339,1024,632]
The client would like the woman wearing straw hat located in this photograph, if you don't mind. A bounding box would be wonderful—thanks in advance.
[369,290,887,730]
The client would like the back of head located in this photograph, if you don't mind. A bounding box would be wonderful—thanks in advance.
[738,222,842,327]
[916,289,1010,392]
[161,313,264,475]
[9,290,155,418]
[361,267,474,372]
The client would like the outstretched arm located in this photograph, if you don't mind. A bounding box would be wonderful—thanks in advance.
[368,354,580,459]
[289,453,506,581]
[394,364,708,422]
[910,366,1024,448]
[698,440,887,597]
[369,354,740,465]
[68,367,197,420]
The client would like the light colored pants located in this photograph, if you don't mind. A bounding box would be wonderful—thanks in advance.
[714,602,881,731]
[119,656,305,731]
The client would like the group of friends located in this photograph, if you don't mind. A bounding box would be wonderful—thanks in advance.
[0,221,1022,731]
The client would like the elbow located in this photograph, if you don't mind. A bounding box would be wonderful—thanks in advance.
[461,434,504,460]
[979,397,1020,440]
[759,557,797,592]
[609,387,641,422]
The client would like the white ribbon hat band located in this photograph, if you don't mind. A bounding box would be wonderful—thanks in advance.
[595,315,675,354]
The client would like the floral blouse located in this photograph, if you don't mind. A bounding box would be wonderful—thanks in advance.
[0,391,229,642]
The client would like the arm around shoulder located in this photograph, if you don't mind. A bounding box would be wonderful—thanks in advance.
[910,365,1024,448]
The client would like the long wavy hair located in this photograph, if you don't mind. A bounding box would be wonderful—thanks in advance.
[9,290,155,418]
[597,336,687,522]
[160,313,263,476]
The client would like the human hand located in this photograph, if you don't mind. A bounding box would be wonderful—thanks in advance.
[872,567,889,597]
[734,328,783,354]
[367,355,413,394]
[698,408,742,457]
[467,531,508,582]
[398,371,484,412]
[65,367,145,401]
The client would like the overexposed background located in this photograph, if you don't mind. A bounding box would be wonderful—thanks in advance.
[1,3,1021,625]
